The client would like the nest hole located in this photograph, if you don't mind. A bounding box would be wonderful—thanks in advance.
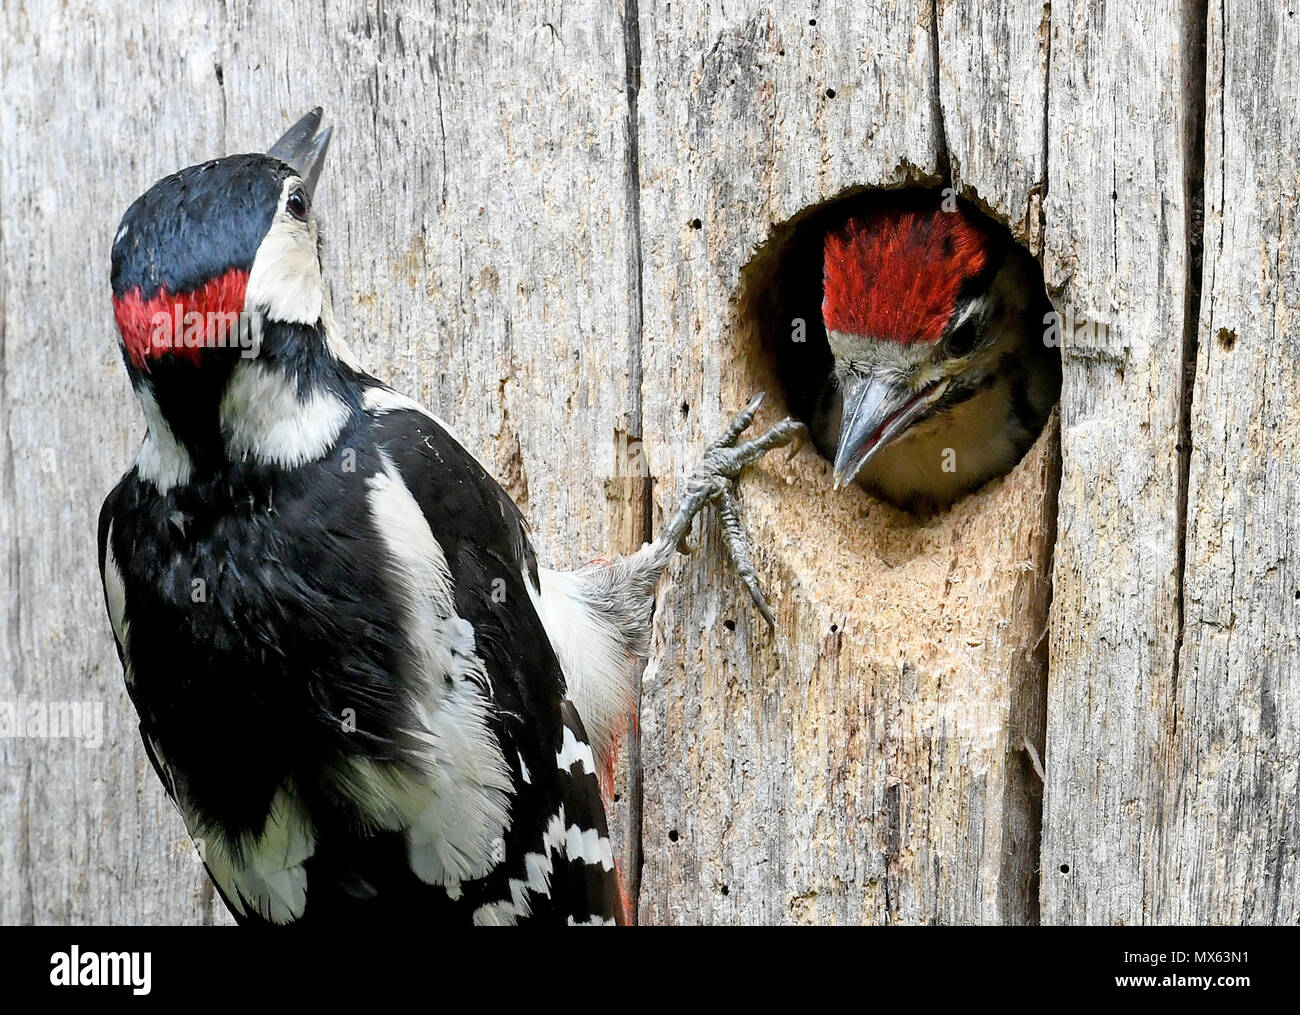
[736,185,1059,518]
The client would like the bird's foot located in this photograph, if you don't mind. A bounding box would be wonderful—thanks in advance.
[655,393,804,628]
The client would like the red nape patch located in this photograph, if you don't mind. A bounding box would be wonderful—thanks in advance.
[822,205,993,344]
[112,268,250,370]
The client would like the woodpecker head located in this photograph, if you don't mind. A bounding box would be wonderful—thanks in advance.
[109,108,333,380]
[819,198,1057,505]
[107,110,365,477]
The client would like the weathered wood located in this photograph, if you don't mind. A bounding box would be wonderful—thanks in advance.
[634,1,1057,924]
[1157,0,1300,924]
[2,0,1296,928]
[1,0,233,925]
[1037,0,1202,924]
[0,0,635,924]
[938,0,1051,252]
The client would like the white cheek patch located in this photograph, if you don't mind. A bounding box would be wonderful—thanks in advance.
[244,178,323,325]
[220,361,350,468]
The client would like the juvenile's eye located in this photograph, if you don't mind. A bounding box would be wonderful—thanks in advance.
[286,187,309,222]
[946,319,978,357]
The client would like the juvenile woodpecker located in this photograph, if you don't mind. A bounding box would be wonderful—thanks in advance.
[808,195,1060,511]
[99,109,798,926]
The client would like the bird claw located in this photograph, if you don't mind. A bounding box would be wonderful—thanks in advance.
[658,393,804,629]
[714,487,777,628]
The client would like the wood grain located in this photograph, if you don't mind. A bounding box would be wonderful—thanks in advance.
[1158,0,1300,924]
[633,0,1057,924]
[1,0,1294,926]
[0,0,635,924]
[1037,0,1204,924]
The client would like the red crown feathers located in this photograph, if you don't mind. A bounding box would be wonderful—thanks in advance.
[822,206,992,345]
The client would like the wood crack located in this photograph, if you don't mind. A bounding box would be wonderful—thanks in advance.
[622,0,648,923]
[1171,0,1211,739]
[928,0,953,182]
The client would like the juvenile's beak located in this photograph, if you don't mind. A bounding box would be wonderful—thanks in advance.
[832,373,949,489]
[267,107,333,199]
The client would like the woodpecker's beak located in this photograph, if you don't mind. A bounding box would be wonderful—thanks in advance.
[832,373,950,490]
[267,107,333,199]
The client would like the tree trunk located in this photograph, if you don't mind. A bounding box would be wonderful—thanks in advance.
[1,0,1294,925]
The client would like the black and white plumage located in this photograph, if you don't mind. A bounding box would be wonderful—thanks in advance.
[99,110,799,926]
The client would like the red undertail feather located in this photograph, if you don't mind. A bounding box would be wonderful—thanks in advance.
[822,206,992,344]
[112,268,251,369]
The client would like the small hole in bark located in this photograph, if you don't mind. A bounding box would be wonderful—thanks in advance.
[690,218,703,230]
[613,793,621,803]
[214,63,224,86]
[825,88,836,99]
[724,619,736,632]
[1059,863,1070,874]
[809,18,817,25]
[668,829,680,842]
[1217,327,1237,351]
[721,884,730,896]
[738,185,1060,516]
[830,623,838,633]
[681,401,690,419]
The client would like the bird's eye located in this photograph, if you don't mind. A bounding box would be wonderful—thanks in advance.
[945,320,978,357]
[286,187,309,222]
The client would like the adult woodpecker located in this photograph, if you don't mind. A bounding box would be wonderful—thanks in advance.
[806,194,1060,512]
[99,109,798,926]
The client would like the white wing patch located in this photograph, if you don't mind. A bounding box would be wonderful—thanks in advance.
[364,384,635,781]
[471,900,521,926]
[101,521,139,695]
[101,522,130,648]
[360,452,513,886]
[557,724,597,777]
[565,823,615,871]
